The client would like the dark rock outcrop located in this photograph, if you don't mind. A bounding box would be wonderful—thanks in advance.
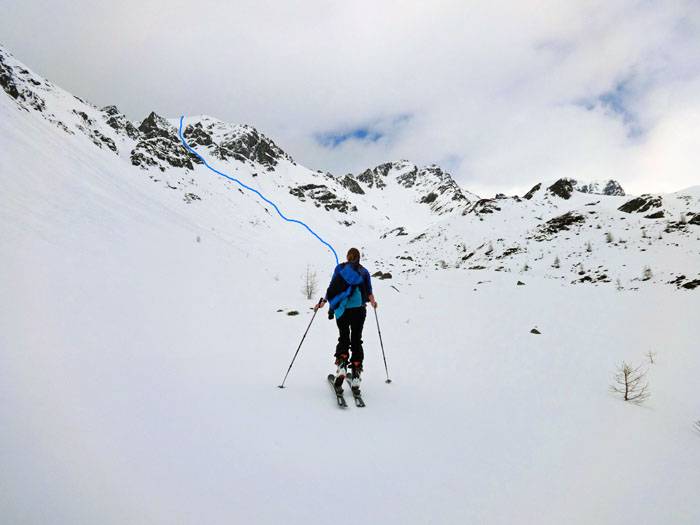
[523,183,542,200]
[0,51,46,112]
[533,212,586,240]
[101,105,140,139]
[217,126,292,169]
[130,112,203,171]
[547,179,575,199]
[618,195,663,214]
[289,184,356,213]
[338,174,365,195]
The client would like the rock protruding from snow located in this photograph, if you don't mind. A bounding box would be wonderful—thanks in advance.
[346,161,474,217]
[288,184,357,214]
[101,105,140,140]
[547,179,575,199]
[523,183,542,200]
[575,179,625,197]
[618,195,663,214]
[131,112,203,171]
[181,119,293,170]
[0,47,48,113]
[526,179,626,200]
[217,124,292,170]
[338,174,365,195]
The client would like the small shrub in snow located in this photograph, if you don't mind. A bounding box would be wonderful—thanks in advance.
[301,265,318,299]
[610,362,650,404]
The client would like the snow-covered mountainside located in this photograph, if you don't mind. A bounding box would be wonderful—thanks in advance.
[2,44,698,290]
[2,44,700,524]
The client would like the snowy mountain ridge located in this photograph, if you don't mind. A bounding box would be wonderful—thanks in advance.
[1,43,699,290]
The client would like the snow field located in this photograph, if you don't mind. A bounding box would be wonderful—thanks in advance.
[2,226,699,523]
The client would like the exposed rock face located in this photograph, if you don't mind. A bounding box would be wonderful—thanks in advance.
[182,122,214,147]
[217,125,292,169]
[338,174,365,195]
[523,183,542,200]
[470,199,502,215]
[527,179,625,200]
[618,195,663,214]
[346,161,472,216]
[101,105,140,139]
[130,112,203,171]
[380,227,408,239]
[575,180,625,196]
[395,165,420,188]
[356,164,389,189]
[289,184,357,213]
[547,179,575,199]
[0,51,47,112]
[533,212,586,240]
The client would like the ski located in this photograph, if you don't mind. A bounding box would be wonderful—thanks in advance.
[327,374,347,408]
[345,377,366,407]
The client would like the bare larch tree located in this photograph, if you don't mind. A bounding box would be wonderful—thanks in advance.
[610,361,650,404]
[301,265,318,300]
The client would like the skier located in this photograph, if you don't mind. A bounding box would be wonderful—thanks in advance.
[314,248,377,394]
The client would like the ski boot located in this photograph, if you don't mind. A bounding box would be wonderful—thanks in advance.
[334,354,349,391]
[349,362,362,392]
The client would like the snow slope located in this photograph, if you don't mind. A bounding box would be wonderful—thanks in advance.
[1,44,700,524]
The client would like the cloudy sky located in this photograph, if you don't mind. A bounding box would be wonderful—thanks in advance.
[2,0,700,196]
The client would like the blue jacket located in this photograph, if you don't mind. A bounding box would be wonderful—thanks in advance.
[325,262,373,318]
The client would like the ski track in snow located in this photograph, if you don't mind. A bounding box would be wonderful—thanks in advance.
[177,116,339,265]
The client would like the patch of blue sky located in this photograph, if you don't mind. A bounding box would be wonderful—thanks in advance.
[317,127,383,148]
[573,77,645,138]
[316,113,412,148]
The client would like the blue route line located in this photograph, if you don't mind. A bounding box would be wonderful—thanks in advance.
[178,116,339,265]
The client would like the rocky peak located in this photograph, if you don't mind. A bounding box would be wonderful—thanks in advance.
[338,174,365,195]
[547,179,575,199]
[523,183,542,200]
[217,124,293,170]
[101,105,139,140]
[530,178,627,200]
[131,111,202,172]
[355,164,390,189]
[574,179,625,197]
[0,48,47,113]
[138,112,174,139]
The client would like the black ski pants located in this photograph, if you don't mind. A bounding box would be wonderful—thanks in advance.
[334,306,366,366]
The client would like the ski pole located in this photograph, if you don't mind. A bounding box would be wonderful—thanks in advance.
[278,297,323,388]
[373,307,392,384]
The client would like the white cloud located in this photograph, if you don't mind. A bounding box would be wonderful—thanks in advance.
[1,0,699,195]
